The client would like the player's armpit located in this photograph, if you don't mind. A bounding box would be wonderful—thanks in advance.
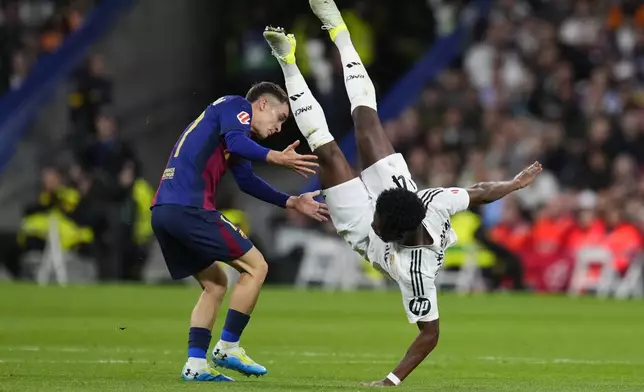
[385,319,439,384]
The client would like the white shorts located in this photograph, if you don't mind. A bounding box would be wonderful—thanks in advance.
[321,153,416,256]
[323,154,436,323]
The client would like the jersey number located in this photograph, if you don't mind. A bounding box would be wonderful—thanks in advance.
[392,175,409,190]
[173,98,226,158]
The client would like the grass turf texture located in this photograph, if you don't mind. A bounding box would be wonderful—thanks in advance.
[0,284,642,391]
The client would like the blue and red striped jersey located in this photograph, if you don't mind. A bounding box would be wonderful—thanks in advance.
[152,95,253,210]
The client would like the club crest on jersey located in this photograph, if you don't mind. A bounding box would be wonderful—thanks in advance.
[408,297,431,317]
[224,149,230,161]
[237,111,250,125]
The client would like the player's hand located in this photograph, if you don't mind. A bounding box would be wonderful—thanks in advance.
[267,140,319,177]
[286,190,329,222]
[360,379,396,387]
[512,161,542,189]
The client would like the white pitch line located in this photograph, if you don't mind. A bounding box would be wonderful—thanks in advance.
[478,356,644,366]
[0,359,171,364]
[0,346,178,355]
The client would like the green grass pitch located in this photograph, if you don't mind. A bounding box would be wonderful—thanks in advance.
[0,283,643,391]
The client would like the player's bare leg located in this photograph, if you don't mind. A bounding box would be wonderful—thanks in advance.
[211,247,268,377]
[310,0,439,386]
[263,26,354,188]
[182,262,233,382]
[227,247,268,314]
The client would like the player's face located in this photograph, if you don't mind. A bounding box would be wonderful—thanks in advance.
[251,98,289,139]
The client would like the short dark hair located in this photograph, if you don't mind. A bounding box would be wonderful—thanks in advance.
[246,81,288,103]
[375,188,426,242]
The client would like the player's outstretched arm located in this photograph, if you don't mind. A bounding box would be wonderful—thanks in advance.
[229,158,328,221]
[225,131,318,178]
[362,320,439,387]
[466,161,542,206]
[265,140,319,178]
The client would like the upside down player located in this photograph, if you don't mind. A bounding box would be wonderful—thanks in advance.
[264,0,542,386]
[151,82,329,382]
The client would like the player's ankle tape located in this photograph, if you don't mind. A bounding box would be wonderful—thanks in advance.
[387,372,401,386]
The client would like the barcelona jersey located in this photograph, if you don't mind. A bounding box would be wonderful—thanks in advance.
[152,95,253,210]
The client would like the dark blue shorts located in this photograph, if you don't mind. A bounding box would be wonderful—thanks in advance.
[151,205,254,280]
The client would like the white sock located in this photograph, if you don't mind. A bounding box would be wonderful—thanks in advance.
[187,357,207,370]
[277,59,300,79]
[284,72,335,151]
[333,31,377,113]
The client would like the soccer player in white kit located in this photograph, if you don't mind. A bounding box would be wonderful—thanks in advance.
[264,0,542,386]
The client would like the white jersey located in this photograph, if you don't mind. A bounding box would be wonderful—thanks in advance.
[322,153,471,323]
[365,187,470,322]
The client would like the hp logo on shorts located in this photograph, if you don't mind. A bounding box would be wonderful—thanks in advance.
[408,297,431,317]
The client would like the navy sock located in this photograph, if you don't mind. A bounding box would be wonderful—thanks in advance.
[220,309,250,343]
[188,327,211,359]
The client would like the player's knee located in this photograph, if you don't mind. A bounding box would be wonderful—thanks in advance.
[201,278,227,300]
[251,257,268,282]
[352,106,380,131]
[238,248,269,281]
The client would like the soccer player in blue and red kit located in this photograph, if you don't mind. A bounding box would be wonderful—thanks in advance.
[151,82,329,382]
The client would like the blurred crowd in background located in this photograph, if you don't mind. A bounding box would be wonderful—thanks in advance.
[0,0,154,282]
[0,0,98,93]
[268,0,644,291]
[1,0,644,292]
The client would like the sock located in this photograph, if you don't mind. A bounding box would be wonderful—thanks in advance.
[278,59,300,79]
[283,73,334,151]
[187,327,211,367]
[219,309,250,348]
[333,31,377,113]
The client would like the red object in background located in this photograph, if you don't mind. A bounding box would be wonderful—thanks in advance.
[531,216,574,255]
[604,223,643,273]
[566,219,606,254]
[521,249,574,292]
[490,223,531,254]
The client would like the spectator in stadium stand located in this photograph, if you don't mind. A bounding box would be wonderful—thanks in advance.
[602,207,643,275]
[0,165,94,280]
[75,112,154,281]
[69,54,113,135]
[565,190,606,257]
[531,194,575,257]
[489,196,531,256]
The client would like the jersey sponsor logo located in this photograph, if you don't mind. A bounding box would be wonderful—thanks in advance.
[237,111,250,125]
[294,105,312,116]
[408,297,431,317]
[162,167,175,180]
[346,74,365,82]
[451,189,460,194]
